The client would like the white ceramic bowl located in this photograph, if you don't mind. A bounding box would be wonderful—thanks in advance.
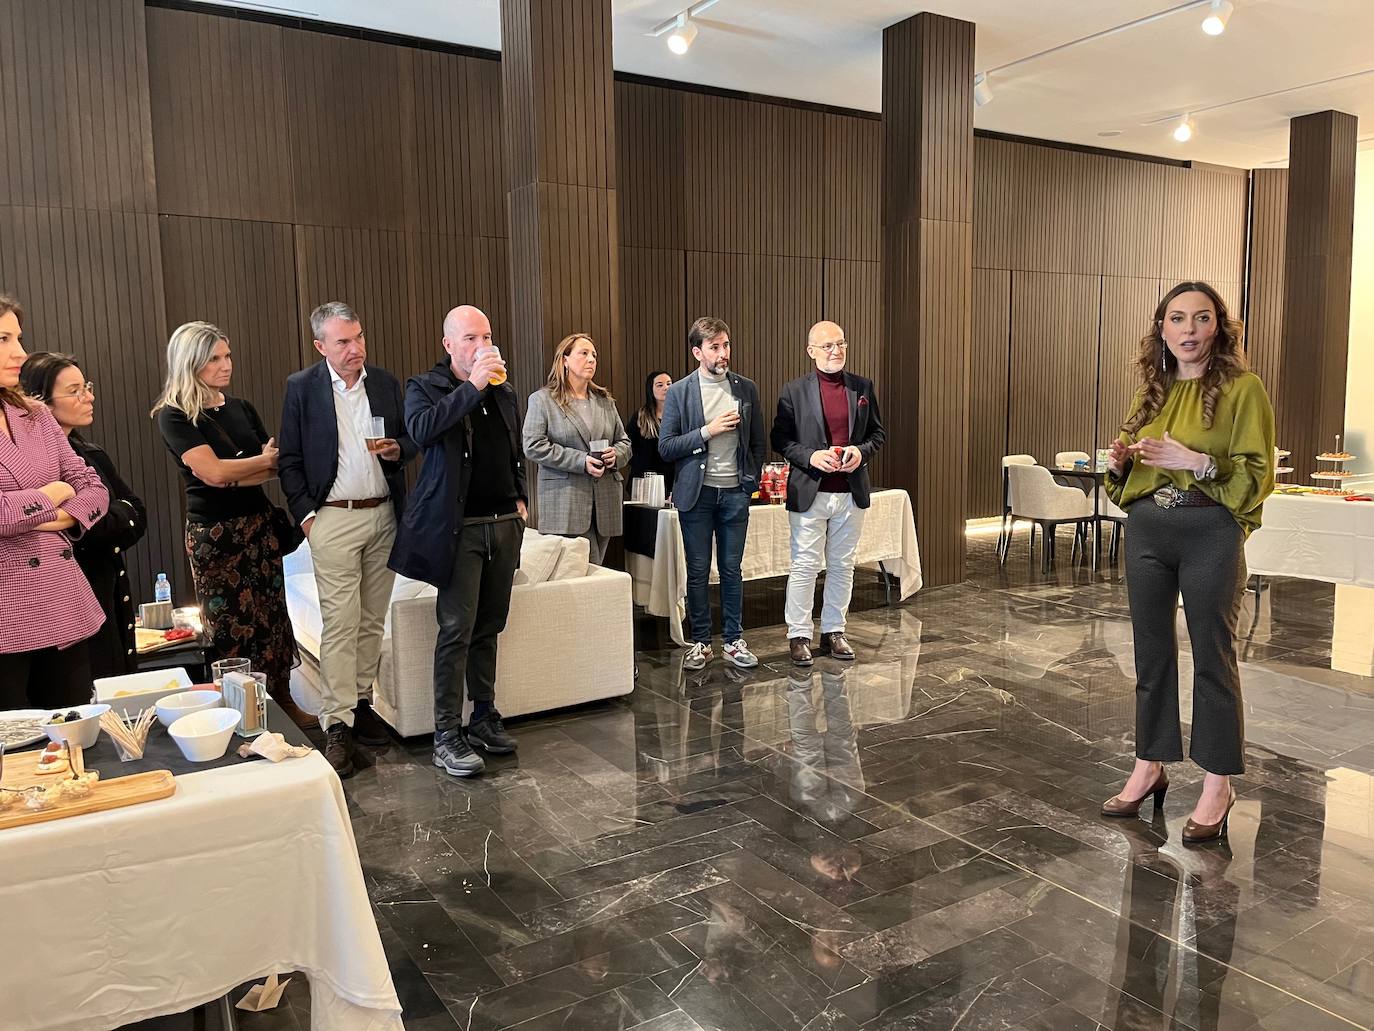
[167,708,240,762]
[155,689,222,727]
[42,704,111,750]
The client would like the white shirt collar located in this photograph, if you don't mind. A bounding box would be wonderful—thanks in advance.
[326,361,367,392]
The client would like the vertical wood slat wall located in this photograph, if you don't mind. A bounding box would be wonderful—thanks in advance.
[1,0,1256,600]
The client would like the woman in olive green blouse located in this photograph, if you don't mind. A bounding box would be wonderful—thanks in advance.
[1100,281,1275,844]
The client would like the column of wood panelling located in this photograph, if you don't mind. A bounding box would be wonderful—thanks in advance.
[1278,111,1356,482]
[0,0,170,602]
[1246,169,1288,403]
[882,12,975,587]
[502,0,624,413]
[967,268,1011,518]
[1097,277,1162,443]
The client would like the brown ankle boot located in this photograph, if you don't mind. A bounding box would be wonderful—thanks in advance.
[269,688,319,731]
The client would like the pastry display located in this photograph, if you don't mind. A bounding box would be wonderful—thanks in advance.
[1312,435,1357,488]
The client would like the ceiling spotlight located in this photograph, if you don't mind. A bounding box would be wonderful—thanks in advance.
[973,72,993,107]
[1173,117,1194,142]
[1201,0,1233,36]
[666,15,698,55]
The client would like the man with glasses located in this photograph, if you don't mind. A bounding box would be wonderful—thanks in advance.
[770,321,886,666]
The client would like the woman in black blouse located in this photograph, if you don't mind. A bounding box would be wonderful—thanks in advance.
[152,321,299,718]
[21,352,147,679]
[627,370,674,497]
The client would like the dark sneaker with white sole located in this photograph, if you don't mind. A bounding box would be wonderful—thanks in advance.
[467,708,517,754]
[433,728,485,777]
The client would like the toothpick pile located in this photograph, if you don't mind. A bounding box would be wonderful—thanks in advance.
[100,707,156,759]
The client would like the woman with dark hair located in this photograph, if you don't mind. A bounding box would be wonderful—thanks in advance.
[21,352,147,679]
[1100,281,1275,844]
[153,320,303,723]
[522,333,631,564]
[627,370,674,497]
[0,297,110,707]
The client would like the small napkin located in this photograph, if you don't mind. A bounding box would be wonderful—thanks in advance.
[236,732,312,762]
[236,973,291,1011]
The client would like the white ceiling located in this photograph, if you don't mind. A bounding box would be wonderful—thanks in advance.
[210,0,1373,168]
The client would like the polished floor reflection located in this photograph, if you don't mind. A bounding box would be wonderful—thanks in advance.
[154,533,1374,1030]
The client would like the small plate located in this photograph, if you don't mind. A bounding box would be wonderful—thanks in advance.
[0,709,51,751]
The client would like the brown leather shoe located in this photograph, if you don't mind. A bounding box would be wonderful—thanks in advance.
[1101,768,1169,817]
[269,688,320,731]
[789,637,814,667]
[816,632,855,660]
[1182,789,1237,844]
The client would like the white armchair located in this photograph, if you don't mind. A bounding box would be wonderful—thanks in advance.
[1054,451,1091,467]
[1096,487,1128,564]
[1005,464,1094,573]
[998,454,1036,562]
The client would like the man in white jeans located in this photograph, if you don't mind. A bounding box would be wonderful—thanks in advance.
[770,321,886,667]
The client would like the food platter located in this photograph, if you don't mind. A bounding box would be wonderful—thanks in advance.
[0,710,49,750]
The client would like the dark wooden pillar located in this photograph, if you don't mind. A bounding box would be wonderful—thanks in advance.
[1277,110,1356,482]
[881,13,975,587]
[501,0,623,405]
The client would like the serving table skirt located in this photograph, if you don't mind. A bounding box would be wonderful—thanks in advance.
[0,752,403,1031]
[629,488,923,645]
[1245,493,1374,587]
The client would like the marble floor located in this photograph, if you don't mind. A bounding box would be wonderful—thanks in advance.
[144,529,1374,1031]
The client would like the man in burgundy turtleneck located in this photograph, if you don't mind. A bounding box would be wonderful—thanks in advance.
[769,321,886,667]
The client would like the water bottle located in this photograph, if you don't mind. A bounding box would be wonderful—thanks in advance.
[154,573,171,604]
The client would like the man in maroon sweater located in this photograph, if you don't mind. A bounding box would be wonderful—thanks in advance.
[769,321,886,666]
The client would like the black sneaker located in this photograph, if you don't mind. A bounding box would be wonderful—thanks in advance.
[433,728,485,777]
[324,723,355,779]
[466,708,517,754]
[352,699,391,747]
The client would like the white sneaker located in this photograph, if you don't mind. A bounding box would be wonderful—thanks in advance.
[723,638,758,668]
[683,642,712,670]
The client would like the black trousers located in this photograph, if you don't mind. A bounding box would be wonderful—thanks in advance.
[1125,499,1247,775]
[432,516,522,735]
[0,639,93,710]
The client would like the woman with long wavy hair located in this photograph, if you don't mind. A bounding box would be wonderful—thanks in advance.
[152,321,303,723]
[627,370,674,496]
[521,333,631,564]
[1100,281,1275,844]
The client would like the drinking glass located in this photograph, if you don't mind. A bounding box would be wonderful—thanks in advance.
[477,345,507,386]
[211,657,251,687]
[365,416,387,453]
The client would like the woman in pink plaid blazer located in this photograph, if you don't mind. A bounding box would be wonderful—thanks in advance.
[0,296,110,709]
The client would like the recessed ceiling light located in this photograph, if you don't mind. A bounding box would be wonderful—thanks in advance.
[1097,130,1123,138]
[1201,0,1234,36]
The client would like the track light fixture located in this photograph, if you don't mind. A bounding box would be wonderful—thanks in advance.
[1173,116,1194,142]
[648,0,720,55]
[1201,0,1234,36]
[973,72,993,107]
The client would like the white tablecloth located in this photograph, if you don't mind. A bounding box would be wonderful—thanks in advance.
[629,488,923,646]
[1245,493,1374,587]
[0,753,403,1031]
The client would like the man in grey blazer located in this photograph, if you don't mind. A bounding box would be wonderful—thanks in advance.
[659,316,766,670]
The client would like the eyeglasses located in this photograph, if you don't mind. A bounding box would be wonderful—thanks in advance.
[811,341,848,354]
[56,382,95,399]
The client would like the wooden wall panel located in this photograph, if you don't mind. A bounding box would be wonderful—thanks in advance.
[1007,271,1099,465]
[824,115,881,261]
[616,83,686,251]
[409,233,511,378]
[1097,277,1161,443]
[1099,159,1167,278]
[146,8,293,222]
[621,247,687,384]
[0,0,156,213]
[967,268,1011,518]
[284,30,413,231]
[1159,165,1249,284]
[1246,169,1288,402]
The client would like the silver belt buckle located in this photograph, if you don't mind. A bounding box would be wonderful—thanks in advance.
[1154,485,1181,509]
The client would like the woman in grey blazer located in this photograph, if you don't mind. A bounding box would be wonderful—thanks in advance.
[522,333,631,564]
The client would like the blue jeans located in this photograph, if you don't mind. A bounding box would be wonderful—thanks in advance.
[678,485,750,645]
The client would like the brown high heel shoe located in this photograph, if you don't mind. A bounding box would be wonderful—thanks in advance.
[1101,768,1169,817]
[1182,788,1237,844]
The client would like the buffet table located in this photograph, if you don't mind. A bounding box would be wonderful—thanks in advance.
[628,488,923,646]
[0,750,403,1031]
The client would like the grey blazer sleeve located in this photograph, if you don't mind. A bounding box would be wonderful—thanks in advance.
[522,390,589,474]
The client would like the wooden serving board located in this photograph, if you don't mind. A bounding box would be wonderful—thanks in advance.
[0,749,176,830]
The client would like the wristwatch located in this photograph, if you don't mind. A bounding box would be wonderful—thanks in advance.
[1197,455,1218,481]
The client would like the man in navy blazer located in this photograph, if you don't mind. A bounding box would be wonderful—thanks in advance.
[770,320,885,667]
[659,316,766,671]
[278,301,416,776]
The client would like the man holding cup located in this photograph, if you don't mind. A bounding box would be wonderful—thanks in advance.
[659,317,766,671]
[390,305,527,778]
[279,301,416,775]
[770,321,885,667]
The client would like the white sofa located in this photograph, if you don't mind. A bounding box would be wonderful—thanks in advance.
[283,529,636,737]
